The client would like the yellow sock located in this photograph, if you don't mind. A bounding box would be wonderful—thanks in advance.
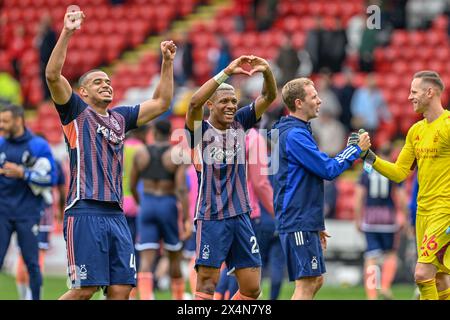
[438,287,450,300]
[417,278,439,300]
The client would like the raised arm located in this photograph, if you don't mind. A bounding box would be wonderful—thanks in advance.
[46,11,85,105]
[287,131,371,181]
[249,56,277,119]
[186,55,253,131]
[136,41,176,126]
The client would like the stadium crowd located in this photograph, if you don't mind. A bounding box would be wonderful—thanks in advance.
[1,0,449,300]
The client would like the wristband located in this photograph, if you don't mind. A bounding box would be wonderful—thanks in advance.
[213,70,229,85]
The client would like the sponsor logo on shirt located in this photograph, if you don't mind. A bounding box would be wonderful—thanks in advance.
[96,123,125,144]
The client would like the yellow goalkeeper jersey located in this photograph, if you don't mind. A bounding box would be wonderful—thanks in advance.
[374,109,450,215]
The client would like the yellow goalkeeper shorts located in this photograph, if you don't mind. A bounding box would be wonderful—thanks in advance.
[416,211,450,274]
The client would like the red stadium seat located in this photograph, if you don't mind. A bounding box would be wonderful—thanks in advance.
[433,46,450,62]
[391,61,408,75]
[226,32,243,48]
[27,79,44,106]
[291,2,309,16]
[390,30,408,47]
[399,46,416,61]
[278,2,294,16]
[323,2,341,17]
[409,31,426,45]
[424,31,446,46]
[308,2,325,16]
[352,73,367,87]
[335,180,356,220]
[244,32,259,49]
[283,16,303,33]
[415,47,433,62]
[291,31,306,50]
[45,129,63,145]
[432,15,448,31]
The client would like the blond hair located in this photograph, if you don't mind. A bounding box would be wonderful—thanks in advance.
[209,83,235,102]
[281,78,314,112]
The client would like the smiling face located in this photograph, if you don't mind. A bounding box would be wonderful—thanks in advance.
[79,71,113,107]
[207,86,238,129]
[298,84,322,121]
[408,78,430,114]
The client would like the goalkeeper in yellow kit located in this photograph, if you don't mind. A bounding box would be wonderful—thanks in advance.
[355,71,450,300]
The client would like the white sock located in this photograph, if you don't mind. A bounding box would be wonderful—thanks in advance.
[25,287,32,300]
[16,284,28,300]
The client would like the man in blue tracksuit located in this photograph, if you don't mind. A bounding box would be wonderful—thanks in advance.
[271,78,371,300]
[0,104,56,300]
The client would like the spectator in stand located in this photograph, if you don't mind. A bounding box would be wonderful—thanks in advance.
[276,36,300,87]
[316,71,342,120]
[35,14,57,101]
[311,108,346,157]
[305,17,326,73]
[326,17,348,73]
[346,13,365,56]
[351,74,391,137]
[7,26,26,80]
[212,37,232,76]
[333,70,356,133]
[0,63,23,106]
[173,32,193,86]
[358,24,380,72]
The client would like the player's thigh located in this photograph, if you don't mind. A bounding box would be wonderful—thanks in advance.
[108,215,137,287]
[0,216,14,264]
[227,214,262,270]
[195,219,233,269]
[364,232,384,259]
[159,197,182,252]
[136,201,162,249]
[379,232,398,253]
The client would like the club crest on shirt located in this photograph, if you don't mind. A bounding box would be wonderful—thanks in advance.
[110,117,121,131]
[433,131,439,143]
